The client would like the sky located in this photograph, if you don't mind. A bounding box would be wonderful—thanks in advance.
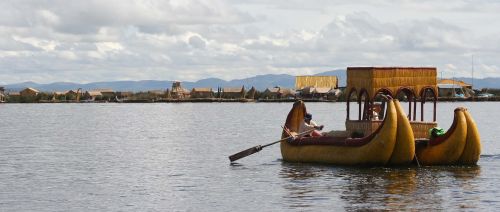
[1,0,500,84]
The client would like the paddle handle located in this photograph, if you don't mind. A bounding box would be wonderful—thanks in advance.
[229,145,263,162]
[261,128,314,148]
[228,129,315,162]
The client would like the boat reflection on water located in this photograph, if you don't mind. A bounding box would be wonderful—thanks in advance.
[279,162,481,211]
[278,163,336,210]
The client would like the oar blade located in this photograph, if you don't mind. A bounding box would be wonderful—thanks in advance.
[229,145,262,162]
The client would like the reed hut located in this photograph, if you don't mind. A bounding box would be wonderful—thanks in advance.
[437,79,473,98]
[438,79,472,89]
[222,86,245,99]
[262,87,296,99]
[116,91,134,100]
[20,87,40,97]
[295,76,338,89]
[246,86,257,99]
[64,90,78,100]
[312,87,333,99]
[191,88,214,98]
[93,89,115,100]
[262,87,280,99]
[83,91,103,101]
[299,87,337,99]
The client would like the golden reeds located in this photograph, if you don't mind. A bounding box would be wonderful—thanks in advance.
[295,76,338,89]
[346,67,437,99]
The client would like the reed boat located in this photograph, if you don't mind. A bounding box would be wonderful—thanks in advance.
[280,67,481,166]
[281,98,416,165]
[415,107,481,165]
[281,99,397,165]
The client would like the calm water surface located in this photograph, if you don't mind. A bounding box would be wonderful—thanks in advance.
[1,102,499,211]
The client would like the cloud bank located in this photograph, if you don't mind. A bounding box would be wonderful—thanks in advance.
[0,0,499,84]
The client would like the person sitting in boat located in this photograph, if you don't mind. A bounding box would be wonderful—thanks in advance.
[300,113,324,137]
[372,103,381,120]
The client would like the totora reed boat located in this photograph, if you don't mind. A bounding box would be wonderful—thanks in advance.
[281,67,481,166]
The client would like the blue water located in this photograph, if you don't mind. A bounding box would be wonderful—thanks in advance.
[0,102,499,211]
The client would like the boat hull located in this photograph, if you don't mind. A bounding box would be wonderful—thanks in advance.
[280,100,397,165]
[415,108,468,165]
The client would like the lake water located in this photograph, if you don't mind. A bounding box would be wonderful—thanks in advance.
[1,102,499,211]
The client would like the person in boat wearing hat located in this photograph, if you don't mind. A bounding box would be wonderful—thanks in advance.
[300,113,324,137]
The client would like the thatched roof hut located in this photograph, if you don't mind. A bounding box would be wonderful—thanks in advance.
[83,91,103,101]
[295,76,338,89]
[222,86,245,99]
[438,79,472,89]
[20,87,40,97]
[246,86,257,99]
[191,88,214,98]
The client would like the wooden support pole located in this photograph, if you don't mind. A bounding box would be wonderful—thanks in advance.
[358,98,362,121]
[413,98,417,121]
[433,96,437,122]
[421,101,424,121]
[408,95,412,120]
[347,98,350,120]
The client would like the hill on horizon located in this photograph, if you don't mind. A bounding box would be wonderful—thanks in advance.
[3,69,500,92]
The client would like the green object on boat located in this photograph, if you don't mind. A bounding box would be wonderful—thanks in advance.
[429,127,445,139]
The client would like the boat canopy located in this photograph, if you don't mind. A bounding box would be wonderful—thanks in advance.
[346,67,438,122]
[346,67,437,100]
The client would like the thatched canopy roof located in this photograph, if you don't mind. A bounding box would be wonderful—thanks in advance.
[346,67,437,99]
[295,76,338,89]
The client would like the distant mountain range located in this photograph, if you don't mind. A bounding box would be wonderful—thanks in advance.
[2,69,499,92]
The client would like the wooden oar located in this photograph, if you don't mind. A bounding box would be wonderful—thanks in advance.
[228,129,314,162]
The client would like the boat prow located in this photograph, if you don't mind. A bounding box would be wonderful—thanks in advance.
[458,109,482,164]
[416,108,468,165]
[388,100,415,165]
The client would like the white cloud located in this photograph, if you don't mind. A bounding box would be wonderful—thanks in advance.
[12,36,59,51]
[0,0,499,84]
